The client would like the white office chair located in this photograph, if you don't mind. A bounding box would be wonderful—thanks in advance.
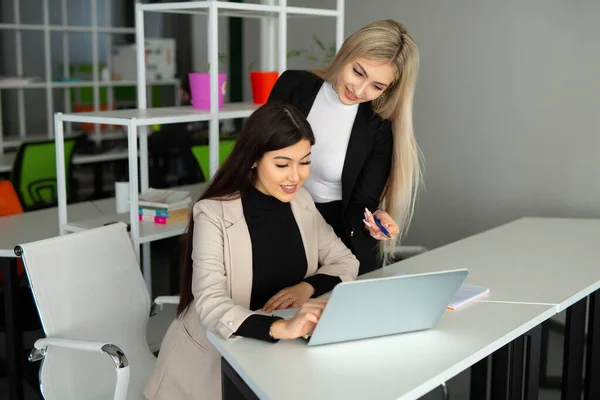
[15,222,177,400]
[383,245,429,266]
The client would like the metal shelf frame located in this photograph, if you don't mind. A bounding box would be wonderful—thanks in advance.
[54,0,345,295]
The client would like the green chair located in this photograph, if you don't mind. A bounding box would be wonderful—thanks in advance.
[190,139,236,181]
[10,138,78,210]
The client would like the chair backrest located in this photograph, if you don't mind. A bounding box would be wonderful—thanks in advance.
[0,180,24,217]
[0,180,25,280]
[11,138,77,210]
[17,223,155,400]
[191,139,236,180]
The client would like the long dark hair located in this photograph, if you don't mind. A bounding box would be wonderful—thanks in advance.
[177,101,315,316]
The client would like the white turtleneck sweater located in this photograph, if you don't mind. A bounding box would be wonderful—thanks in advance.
[304,82,359,203]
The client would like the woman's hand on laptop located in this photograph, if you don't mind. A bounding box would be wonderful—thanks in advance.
[269,299,328,340]
[262,282,315,313]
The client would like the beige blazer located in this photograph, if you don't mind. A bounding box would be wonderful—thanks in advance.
[144,188,359,400]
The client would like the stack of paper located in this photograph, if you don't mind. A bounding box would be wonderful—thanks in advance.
[446,284,490,310]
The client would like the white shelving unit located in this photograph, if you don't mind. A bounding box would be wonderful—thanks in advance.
[54,0,345,294]
[0,0,180,155]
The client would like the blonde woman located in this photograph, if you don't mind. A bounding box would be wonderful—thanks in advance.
[268,19,422,278]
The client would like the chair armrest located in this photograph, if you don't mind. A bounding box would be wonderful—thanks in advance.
[384,245,429,265]
[395,246,428,257]
[150,295,180,316]
[30,338,130,400]
[154,296,180,307]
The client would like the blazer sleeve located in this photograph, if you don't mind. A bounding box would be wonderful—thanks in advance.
[344,122,394,238]
[267,70,300,103]
[190,202,255,340]
[313,200,360,283]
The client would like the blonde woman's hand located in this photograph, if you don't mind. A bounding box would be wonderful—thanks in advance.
[269,299,328,340]
[263,282,315,313]
[363,208,400,240]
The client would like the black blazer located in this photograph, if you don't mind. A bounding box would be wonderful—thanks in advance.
[268,70,393,273]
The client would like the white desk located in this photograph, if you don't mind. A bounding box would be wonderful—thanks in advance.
[373,217,600,312]
[368,216,600,399]
[0,201,104,257]
[208,302,555,400]
[208,217,600,400]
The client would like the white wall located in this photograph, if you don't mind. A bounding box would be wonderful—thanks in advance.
[334,0,600,249]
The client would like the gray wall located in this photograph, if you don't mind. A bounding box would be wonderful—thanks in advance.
[340,0,600,249]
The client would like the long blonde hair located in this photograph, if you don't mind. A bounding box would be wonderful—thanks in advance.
[312,19,423,260]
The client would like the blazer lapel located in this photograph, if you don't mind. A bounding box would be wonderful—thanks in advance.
[290,196,317,277]
[295,76,323,118]
[341,102,377,211]
[222,198,253,309]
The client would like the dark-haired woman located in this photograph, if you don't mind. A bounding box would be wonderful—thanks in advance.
[144,101,359,400]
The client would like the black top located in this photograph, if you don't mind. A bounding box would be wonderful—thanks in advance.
[234,187,340,342]
[268,70,393,274]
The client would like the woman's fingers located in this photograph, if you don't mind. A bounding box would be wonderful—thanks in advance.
[302,312,319,324]
[264,292,288,312]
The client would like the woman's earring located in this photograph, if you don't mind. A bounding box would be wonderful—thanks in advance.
[251,166,256,170]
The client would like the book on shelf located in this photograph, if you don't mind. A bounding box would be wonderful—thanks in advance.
[0,76,41,85]
[138,207,189,218]
[138,188,192,210]
[139,213,188,225]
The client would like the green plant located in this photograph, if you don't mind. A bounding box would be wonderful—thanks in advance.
[204,52,228,73]
[306,35,336,66]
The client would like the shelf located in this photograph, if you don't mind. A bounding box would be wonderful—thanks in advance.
[141,1,277,15]
[65,183,207,242]
[0,23,135,34]
[3,131,124,149]
[73,149,132,165]
[140,1,339,18]
[2,129,126,148]
[0,79,180,90]
[57,103,259,126]
[49,0,344,274]
[0,147,132,172]
[65,212,190,244]
[286,6,339,17]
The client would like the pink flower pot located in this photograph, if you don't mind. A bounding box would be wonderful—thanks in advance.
[188,72,227,110]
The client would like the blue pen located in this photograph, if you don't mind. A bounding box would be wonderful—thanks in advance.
[373,215,392,238]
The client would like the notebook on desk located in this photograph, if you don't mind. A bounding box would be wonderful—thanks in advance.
[447,284,490,310]
[393,271,490,310]
[273,269,469,346]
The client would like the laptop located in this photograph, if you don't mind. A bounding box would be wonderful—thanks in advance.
[273,269,469,346]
